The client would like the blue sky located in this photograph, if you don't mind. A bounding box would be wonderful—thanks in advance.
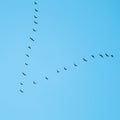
[0,0,120,120]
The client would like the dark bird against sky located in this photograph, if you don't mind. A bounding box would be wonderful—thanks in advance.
[91,55,95,58]
[57,70,60,73]
[30,37,35,41]
[34,15,38,19]
[74,64,78,67]
[34,21,38,24]
[25,54,29,57]
[64,67,67,70]
[83,58,87,62]
[34,9,38,12]
[25,63,28,66]
[99,54,104,58]
[34,1,37,5]
[33,28,37,32]
[111,55,114,57]
[33,81,36,84]
[20,82,23,85]
[19,89,24,93]
[105,53,109,57]
[45,77,48,80]
[22,72,27,76]
[28,46,31,49]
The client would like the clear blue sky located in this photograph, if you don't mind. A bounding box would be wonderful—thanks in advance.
[0,0,120,120]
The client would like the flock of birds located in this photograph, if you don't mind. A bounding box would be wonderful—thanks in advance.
[19,1,114,93]
[20,1,39,93]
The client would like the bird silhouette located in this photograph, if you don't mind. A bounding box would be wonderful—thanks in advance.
[74,64,78,67]
[30,37,35,41]
[25,63,28,66]
[45,77,48,80]
[22,72,27,76]
[34,1,37,5]
[32,28,37,32]
[57,70,60,73]
[64,67,67,70]
[99,54,104,58]
[34,9,38,12]
[19,89,24,93]
[105,53,109,57]
[83,58,87,62]
[111,55,114,57]
[20,82,23,85]
[34,15,38,19]
[34,21,38,24]
[28,46,31,49]
[91,55,95,58]
[33,81,36,84]
[25,54,29,57]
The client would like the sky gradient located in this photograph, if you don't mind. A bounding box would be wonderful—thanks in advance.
[0,0,120,120]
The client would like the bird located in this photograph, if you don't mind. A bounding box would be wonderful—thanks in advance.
[91,55,95,58]
[34,1,37,5]
[45,77,48,80]
[34,9,38,12]
[83,58,87,62]
[28,46,31,49]
[105,53,109,57]
[111,55,114,57]
[64,67,67,70]
[20,82,23,85]
[30,37,35,41]
[99,54,104,58]
[19,89,24,93]
[25,63,28,66]
[34,21,38,24]
[57,70,60,73]
[34,15,38,19]
[32,28,37,32]
[22,72,27,76]
[74,64,78,67]
[33,81,36,84]
[25,54,29,57]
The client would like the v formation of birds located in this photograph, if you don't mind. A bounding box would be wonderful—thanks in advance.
[19,1,114,93]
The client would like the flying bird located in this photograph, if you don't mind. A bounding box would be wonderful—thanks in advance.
[105,53,109,57]
[74,64,78,67]
[57,70,60,73]
[91,55,95,58]
[22,72,27,76]
[34,9,38,12]
[64,67,67,70]
[45,77,48,80]
[99,54,104,58]
[83,58,87,62]
[33,81,36,84]
[32,28,37,32]
[34,15,38,19]
[25,63,28,66]
[20,82,23,85]
[19,89,24,93]
[111,55,114,57]
[28,46,31,49]
[34,21,38,24]
[30,37,35,41]
[34,1,37,5]
[25,54,29,57]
